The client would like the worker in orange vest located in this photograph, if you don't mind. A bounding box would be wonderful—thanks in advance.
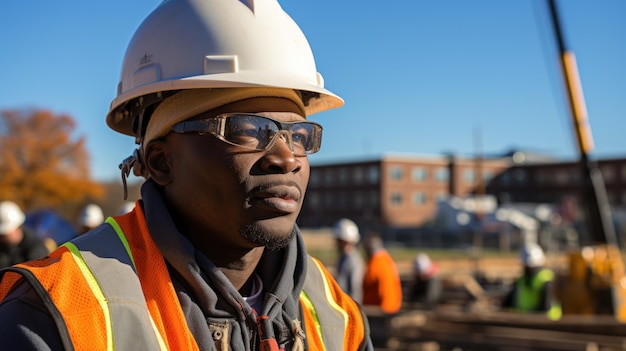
[0,0,372,350]
[362,233,403,314]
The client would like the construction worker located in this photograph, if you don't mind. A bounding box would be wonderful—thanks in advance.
[0,0,372,350]
[501,242,562,320]
[332,218,365,303]
[0,201,50,269]
[408,252,442,306]
[362,233,403,314]
[76,203,104,235]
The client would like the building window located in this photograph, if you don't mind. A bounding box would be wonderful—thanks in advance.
[570,170,582,185]
[307,192,320,209]
[369,190,379,207]
[338,191,348,209]
[390,166,404,181]
[534,171,545,185]
[368,166,379,184]
[324,168,334,186]
[353,166,364,184]
[353,191,365,209]
[391,192,403,205]
[338,167,349,185]
[514,169,527,185]
[412,167,427,182]
[463,169,475,183]
[602,165,615,183]
[309,170,320,187]
[413,192,427,205]
[555,170,569,185]
[435,168,449,182]
[324,192,334,208]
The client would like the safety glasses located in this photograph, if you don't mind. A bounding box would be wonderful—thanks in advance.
[171,113,323,156]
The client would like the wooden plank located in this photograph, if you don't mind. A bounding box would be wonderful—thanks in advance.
[388,311,626,351]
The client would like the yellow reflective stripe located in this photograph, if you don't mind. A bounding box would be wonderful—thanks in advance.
[148,314,169,351]
[300,290,326,351]
[105,217,168,351]
[105,217,136,268]
[62,241,114,351]
[311,259,349,332]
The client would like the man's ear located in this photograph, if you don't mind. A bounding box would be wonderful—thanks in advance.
[144,139,172,186]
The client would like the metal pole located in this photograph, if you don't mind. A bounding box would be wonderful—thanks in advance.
[546,0,618,247]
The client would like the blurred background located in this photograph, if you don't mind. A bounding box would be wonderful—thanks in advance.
[1,1,625,350]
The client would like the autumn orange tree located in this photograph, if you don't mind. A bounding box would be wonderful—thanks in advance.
[0,109,104,216]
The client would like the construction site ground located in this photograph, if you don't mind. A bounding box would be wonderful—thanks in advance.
[301,230,626,351]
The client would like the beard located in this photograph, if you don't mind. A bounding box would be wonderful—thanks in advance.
[240,224,295,251]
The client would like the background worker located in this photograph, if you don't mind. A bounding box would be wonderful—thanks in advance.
[0,0,372,350]
[362,233,403,314]
[76,203,104,235]
[332,218,365,303]
[0,201,49,269]
[408,252,442,306]
[501,242,562,320]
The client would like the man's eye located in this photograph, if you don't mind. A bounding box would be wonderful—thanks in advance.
[291,130,310,144]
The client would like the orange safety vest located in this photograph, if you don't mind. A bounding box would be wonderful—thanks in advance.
[362,250,403,314]
[0,207,369,351]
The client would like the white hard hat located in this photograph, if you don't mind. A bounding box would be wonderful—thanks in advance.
[520,242,546,268]
[78,204,104,228]
[332,218,360,244]
[106,0,343,139]
[414,253,432,274]
[0,201,26,235]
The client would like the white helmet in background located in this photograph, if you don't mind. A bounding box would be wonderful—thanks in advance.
[520,242,546,268]
[78,204,104,228]
[117,201,136,215]
[106,0,343,139]
[414,253,432,274]
[0,201,26,235]
[332,219,360,244]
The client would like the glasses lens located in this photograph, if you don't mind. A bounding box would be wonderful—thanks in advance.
[223,115,278,150]
[172,114,322,155]
[224,115,321,155]
[288,123,319,155]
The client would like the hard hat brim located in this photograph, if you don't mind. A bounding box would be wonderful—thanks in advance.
[107,73,344,137]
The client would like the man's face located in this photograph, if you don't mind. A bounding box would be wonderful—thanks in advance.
[148,97,311,253]
[0,228,23,246]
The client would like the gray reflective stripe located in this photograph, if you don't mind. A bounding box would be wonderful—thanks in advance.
[70,223,163,351]
[301,256,348,351]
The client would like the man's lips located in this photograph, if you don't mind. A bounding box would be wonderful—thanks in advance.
[250,185,301,213]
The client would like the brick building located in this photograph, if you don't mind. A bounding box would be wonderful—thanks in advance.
[298,152,626,238]
[298,153,511,232]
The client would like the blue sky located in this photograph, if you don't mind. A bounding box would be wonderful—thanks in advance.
[1,1,624,182]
